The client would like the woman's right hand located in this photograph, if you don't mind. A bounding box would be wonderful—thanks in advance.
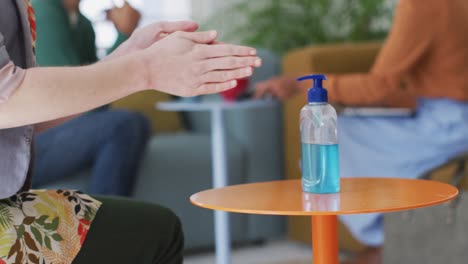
[139,30,262,97]
[254,76,301,100]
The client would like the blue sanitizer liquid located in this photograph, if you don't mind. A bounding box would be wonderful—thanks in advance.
[301,143,340,193]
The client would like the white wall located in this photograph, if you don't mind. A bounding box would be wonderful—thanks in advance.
[141,0,191,25]
[81,0,192,51]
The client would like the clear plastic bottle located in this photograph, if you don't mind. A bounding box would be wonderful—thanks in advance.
[299,74,340,193]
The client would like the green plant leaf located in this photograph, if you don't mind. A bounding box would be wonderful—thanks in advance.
[30,226,42,246]
[35,215,49,226]
[44,236,51,250]
[203,0,393,55]
[0,204,14,231]
[44,217,59,231]
[17,225,25,239]
[51,233,63,242]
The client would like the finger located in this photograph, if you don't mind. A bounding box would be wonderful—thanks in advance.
[197,44,257,58]
[158,20,199,33]
[159,32,169,38]
[196,80,238,95]
[141,21,199,39]
[181,30,218,44]
[200,67,253,84]
[105,9,114,20]
[269,86,289,100]
[254,84,270,99]
[122,2,131,8]
[200,56,262,72]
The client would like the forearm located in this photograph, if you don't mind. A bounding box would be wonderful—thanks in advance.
[107,31,129,56]
[0,53,144,129]
[321,0,430,108]
[325,73,417,108]
[326,73,396,106]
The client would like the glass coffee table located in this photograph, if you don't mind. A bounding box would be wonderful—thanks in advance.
[190,178,458,264]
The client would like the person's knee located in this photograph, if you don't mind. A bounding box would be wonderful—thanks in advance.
[127,111,151,138]
[144,204,184,263]
[73,198,184,264]
[149,205,184,242]
[107,110,151,141]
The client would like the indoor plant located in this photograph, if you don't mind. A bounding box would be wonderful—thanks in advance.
[203,0,395,55]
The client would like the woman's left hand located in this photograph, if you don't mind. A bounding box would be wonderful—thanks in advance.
[106,21,200,60]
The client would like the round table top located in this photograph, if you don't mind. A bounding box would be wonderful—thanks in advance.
[156,99,277,112]
[190,178,459,216]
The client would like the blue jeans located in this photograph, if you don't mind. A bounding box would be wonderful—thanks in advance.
[32,110,151,196]
[338,98,468,246]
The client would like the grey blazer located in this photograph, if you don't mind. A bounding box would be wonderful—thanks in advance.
[0,0,36,199]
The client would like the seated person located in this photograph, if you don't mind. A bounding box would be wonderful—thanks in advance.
[0,0,259,262]
[31,0,150,196]
[255,0,468,263]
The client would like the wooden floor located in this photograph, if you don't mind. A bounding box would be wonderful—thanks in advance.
[184,240,350,264]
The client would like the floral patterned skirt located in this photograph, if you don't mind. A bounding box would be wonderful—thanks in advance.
[0,190,101,264]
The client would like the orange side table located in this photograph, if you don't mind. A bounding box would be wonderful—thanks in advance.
[190,178,458,264]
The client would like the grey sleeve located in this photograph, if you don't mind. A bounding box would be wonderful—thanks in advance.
[0,32,10,68]
[0,31,26,104]
[0,127,32,199]
[0,32,32,199]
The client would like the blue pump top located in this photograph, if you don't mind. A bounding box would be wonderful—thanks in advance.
[297,74,328,103]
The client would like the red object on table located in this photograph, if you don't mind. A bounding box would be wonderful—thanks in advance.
[220,78,249,101]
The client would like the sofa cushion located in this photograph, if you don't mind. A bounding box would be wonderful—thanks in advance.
[111,91,184,133]
[133,132,248,248]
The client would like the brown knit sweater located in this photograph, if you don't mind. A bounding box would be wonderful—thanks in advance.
[323,0,468,108]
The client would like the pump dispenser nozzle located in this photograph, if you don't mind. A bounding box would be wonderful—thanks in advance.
[297,74,328,103]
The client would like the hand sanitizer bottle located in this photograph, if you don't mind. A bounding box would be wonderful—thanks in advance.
[298,74,339,194]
